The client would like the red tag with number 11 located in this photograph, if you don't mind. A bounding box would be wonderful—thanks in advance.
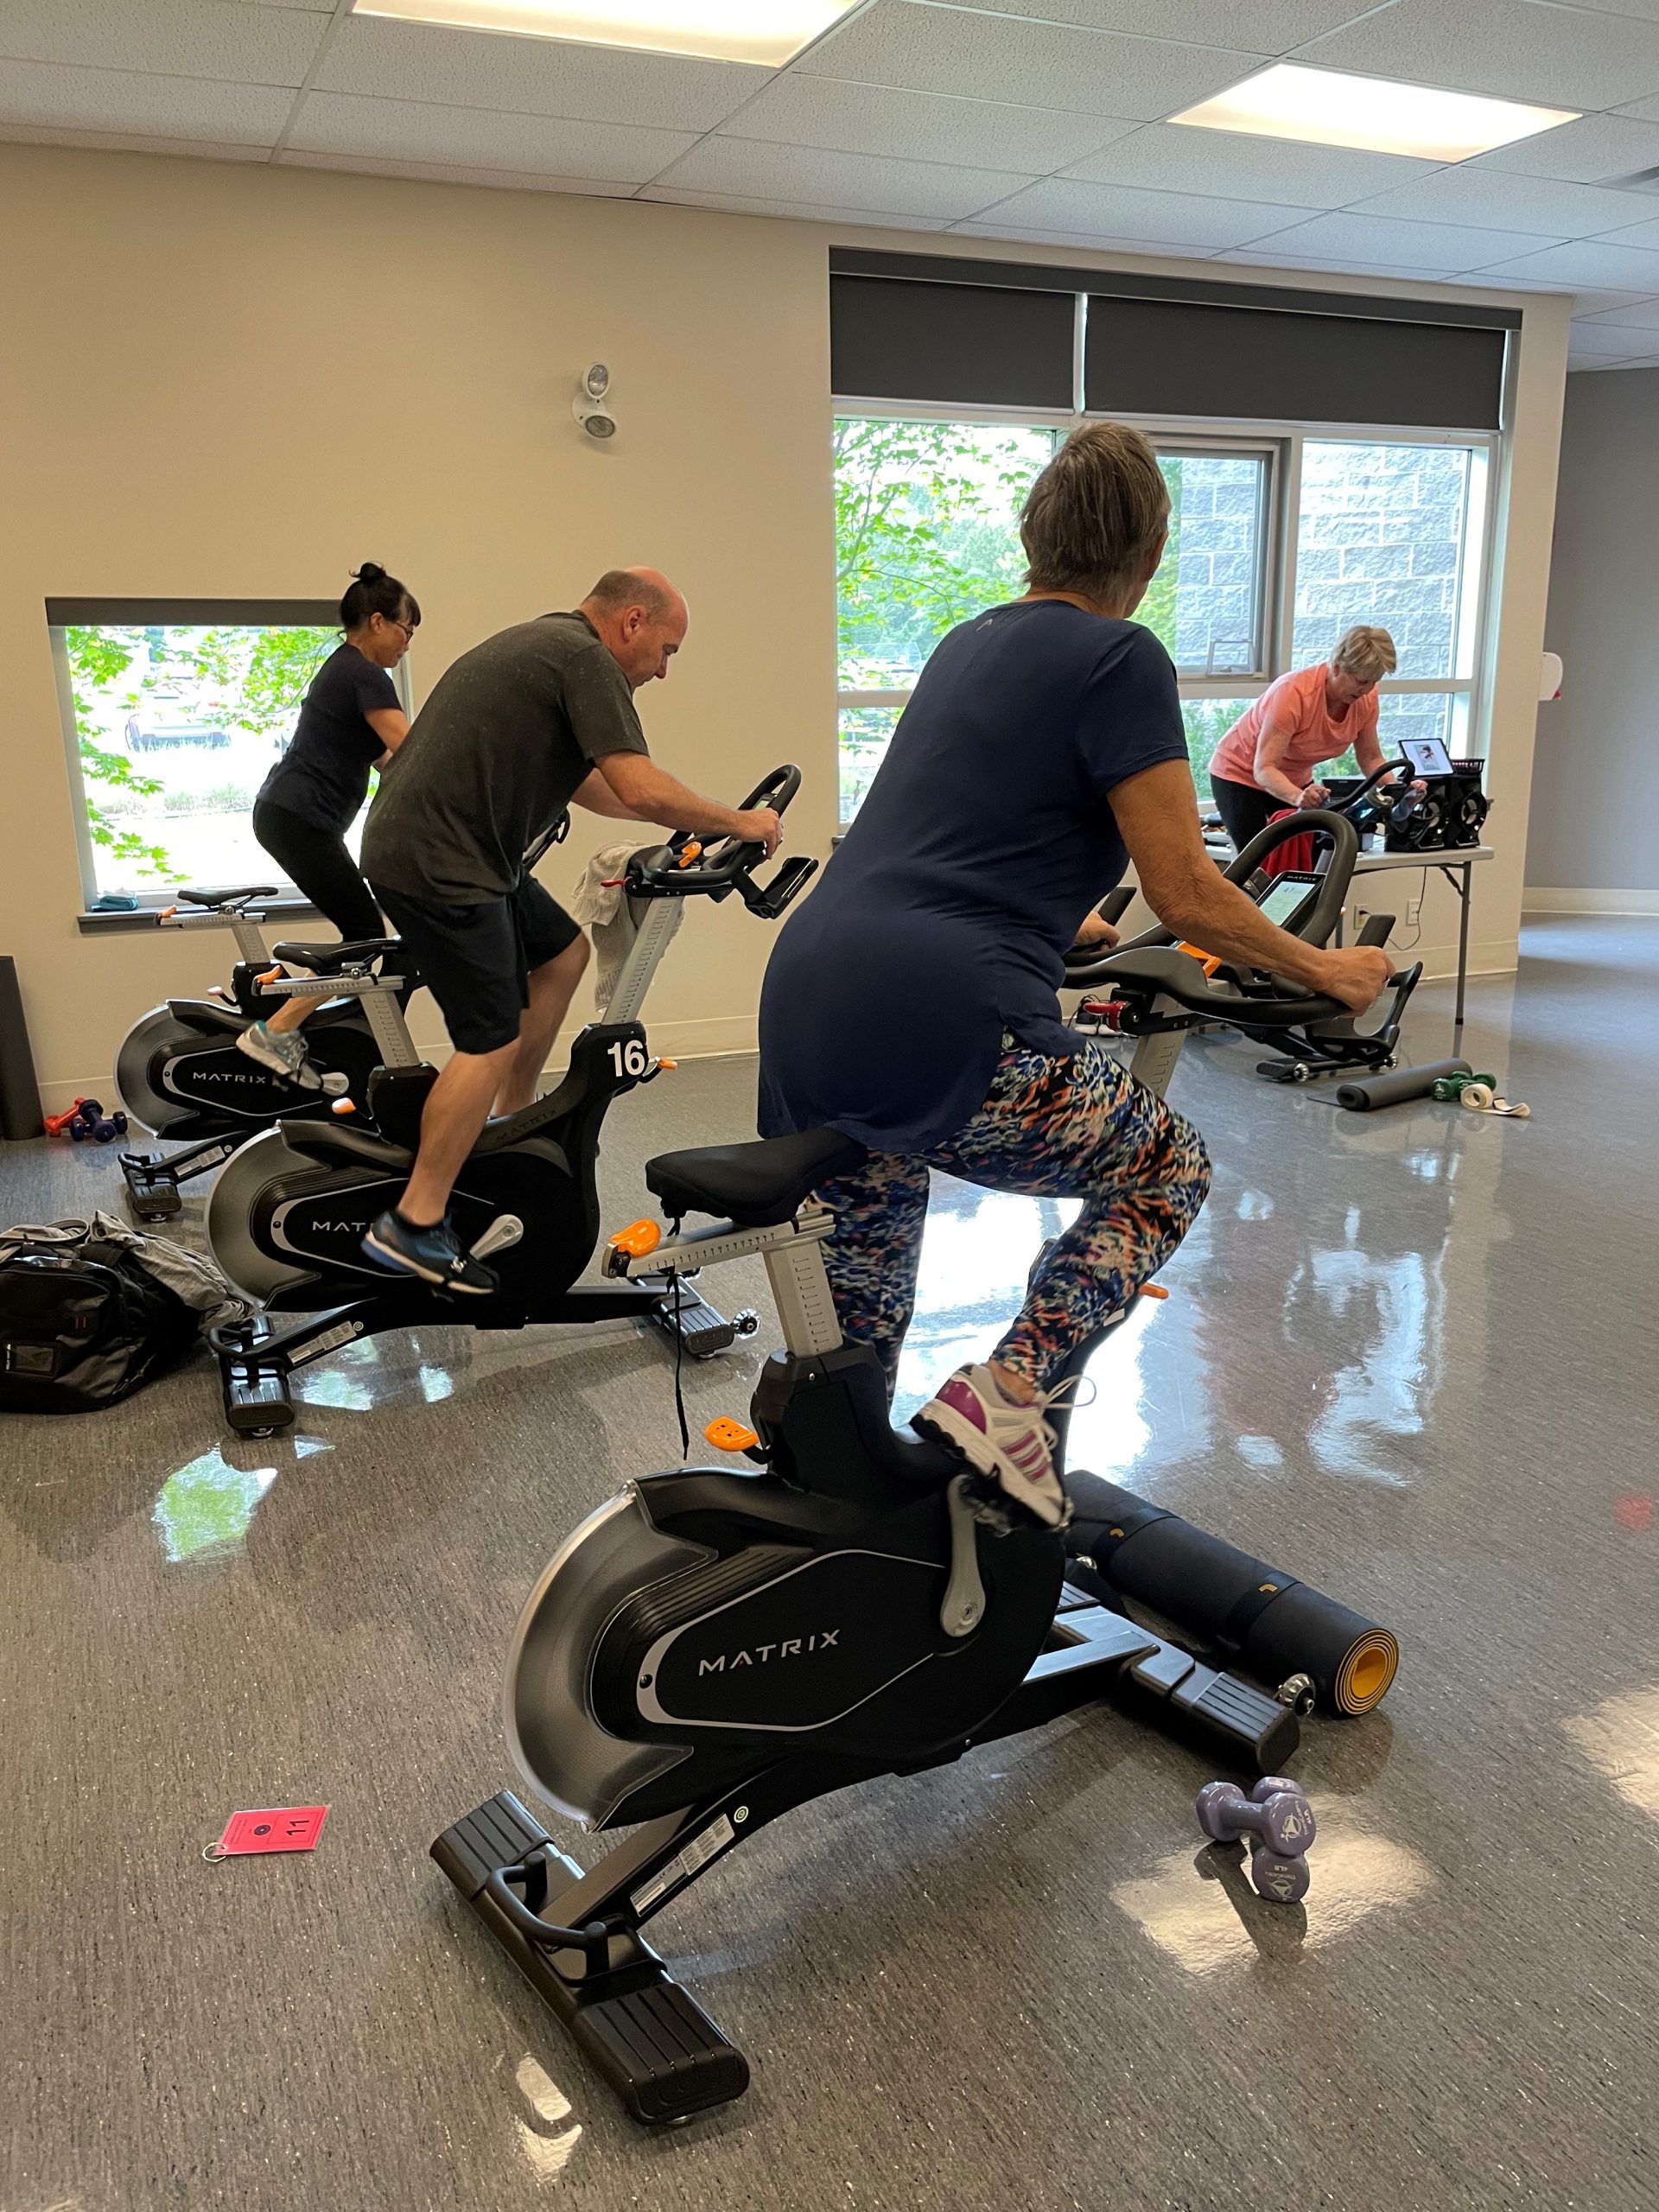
[208,1805,329,1859]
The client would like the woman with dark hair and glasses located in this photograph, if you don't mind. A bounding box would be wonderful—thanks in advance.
[238,562,418,1084]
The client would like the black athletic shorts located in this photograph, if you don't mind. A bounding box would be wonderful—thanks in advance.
[372,875,582,1055]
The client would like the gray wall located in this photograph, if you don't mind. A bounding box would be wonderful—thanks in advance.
[1527,365,1659,896]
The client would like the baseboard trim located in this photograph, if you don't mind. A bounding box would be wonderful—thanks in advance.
[1522,887,1659,916]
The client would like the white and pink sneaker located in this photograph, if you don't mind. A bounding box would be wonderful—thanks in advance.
[913,1363,1071,1530]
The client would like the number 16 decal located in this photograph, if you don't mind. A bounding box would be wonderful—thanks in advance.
[607,1039,650,1078]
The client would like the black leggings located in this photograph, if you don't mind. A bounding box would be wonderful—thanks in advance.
[1209,773,1281,855]
[251,797,383,943]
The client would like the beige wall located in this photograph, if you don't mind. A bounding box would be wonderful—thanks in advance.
[0,143,838,1108]
[0,143,1570,1114]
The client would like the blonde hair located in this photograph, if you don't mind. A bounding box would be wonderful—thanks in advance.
[1020,422,1170,601]
[1332,625,1397,685]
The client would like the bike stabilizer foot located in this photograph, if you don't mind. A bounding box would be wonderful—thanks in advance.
[433,1791,748,2126]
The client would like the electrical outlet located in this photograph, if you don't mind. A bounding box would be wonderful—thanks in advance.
[1352,905,1369,938]
[1407,893,1423,927]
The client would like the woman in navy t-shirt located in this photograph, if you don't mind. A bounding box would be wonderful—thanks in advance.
[238,563,418,1085]
[758,423,1390,1530]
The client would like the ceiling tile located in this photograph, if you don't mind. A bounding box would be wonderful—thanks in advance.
[0,0,326,86]
[1620,90,1659,119]
[644,186,950,229]
[1568,354,1659,370]
[315,15,766,130]
[1575,296,1659,326]
[278,148,637,192]
[1294,0,1659,111]
[1590,206,1659,250]
[0,55,293,141]
[1065,120,1440,207]
[718,74,1140,172]
[968,175,1313,247]
[1466,111,1659,182]
[947,219,1209,255]
[1471,236,1659,283]
[792,2,1262,122]
[1562,317,1659,354]
[1248,210,1561,269]
[649,137,1037,219]
[288,89,697,180]
[0,120,273,155]
[1212,248,1465,279]
[947,0,1367,51]
[1347,168,1659,238]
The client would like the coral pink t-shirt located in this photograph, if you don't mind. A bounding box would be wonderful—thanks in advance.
[1209,664,1378,791]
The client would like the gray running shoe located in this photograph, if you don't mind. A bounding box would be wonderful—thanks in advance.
[236,1020,322,1090]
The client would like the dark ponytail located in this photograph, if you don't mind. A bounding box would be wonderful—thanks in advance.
[340,562,419,633]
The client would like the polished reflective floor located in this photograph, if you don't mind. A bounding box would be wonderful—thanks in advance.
[3,918,1656,2212]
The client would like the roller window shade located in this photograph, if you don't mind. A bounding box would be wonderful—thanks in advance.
[830,273,1074,410]
[1084,295,1507,432]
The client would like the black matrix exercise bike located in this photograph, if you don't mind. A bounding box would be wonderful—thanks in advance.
[113,886,417,1221]
[431,807,1406,2128]
[206,767,814,1437]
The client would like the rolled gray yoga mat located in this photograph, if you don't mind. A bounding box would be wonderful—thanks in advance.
[0,957,42,1140]
[1335,1056,1471,1113]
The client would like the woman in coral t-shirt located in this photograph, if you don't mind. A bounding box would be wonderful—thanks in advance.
[1207,625,1398,852]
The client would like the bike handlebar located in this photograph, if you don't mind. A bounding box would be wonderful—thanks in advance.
[624,762,816,919]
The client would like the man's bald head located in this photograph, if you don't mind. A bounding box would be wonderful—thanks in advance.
[581,566,690,691]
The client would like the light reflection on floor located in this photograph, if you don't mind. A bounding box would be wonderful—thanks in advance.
[1564,1686,1659,1826]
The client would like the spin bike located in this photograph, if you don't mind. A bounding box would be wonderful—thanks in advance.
[206,766,815,1437]
[431,808,1406,2126]
[113,885,415,1221]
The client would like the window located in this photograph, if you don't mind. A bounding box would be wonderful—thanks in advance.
[832,414,1492,823]
[51,602,377,907]
[1142,448,1274,679]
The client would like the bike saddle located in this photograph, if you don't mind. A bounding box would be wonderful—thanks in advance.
[269,935,401,975]
[177,883,279,908]
[646,1128,868,1226]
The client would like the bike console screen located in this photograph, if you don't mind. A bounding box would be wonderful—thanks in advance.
[1255,873,1320,935]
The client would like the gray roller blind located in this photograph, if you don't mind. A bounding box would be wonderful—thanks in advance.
[830,273,1074,410]
[829,251,1515,431]
[1084,294,1507,431]
[46,599,338,625]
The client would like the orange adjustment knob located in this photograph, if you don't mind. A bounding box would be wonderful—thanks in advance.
[705,1418,760,1452]
[257,967,285,985]
[608,1218,662,1260]
[676,842,703,869]
[658,1058,678,1071]
[330,1098,357,1116]
[159,906,179,920]
[1141,1283,1170,1300]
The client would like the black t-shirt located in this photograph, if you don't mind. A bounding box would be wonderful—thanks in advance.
[361,611,649,905]
[257,642,400,835]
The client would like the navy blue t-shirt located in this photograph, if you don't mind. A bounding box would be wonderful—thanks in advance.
[758,601,1187,1152]
[257,643,399,836]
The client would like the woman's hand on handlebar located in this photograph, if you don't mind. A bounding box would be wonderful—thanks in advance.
[1299,779,1330,809]
[734,806,783,857]
[1315,944,1394,1013]
[1071,910,1121,952]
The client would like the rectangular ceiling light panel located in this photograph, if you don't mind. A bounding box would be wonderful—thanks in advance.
[353,0,858,65]
[1171,63,1577,164]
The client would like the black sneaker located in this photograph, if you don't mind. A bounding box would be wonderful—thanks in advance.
[361,1210,498,1294]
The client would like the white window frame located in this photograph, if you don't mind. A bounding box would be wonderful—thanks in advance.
[832,399,1501,796]
[50,606,411,912]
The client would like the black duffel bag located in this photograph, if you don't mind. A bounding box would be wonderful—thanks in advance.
[0,1215,245,1414]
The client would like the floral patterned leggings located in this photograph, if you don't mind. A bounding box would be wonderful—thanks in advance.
[816,1039,1211,1394]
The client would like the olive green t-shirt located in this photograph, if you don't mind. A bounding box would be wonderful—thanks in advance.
[362,611,648,903]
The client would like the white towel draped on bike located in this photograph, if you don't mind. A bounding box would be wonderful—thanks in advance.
[568,841,685,1017]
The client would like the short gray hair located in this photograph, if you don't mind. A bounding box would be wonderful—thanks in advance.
[585,569,671,620]
[1020,422,1171,600]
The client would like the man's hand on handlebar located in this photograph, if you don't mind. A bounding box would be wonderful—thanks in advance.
[1317,945,1394,1013]
[735,806,783,858]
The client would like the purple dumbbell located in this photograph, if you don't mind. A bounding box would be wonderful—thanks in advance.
[1196,1775,1316,1904]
